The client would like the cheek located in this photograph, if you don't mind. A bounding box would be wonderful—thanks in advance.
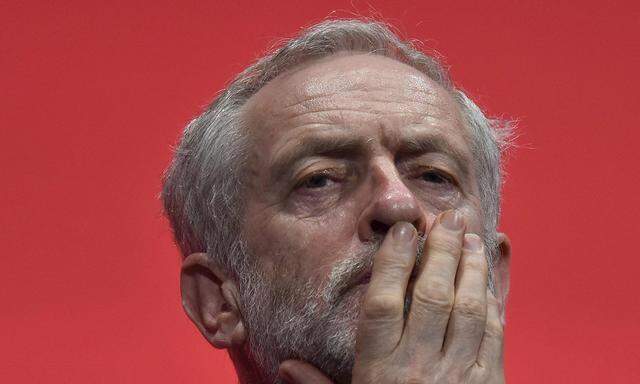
[410,181,463,213]
[459,199,484,235]
[245,201,360,279]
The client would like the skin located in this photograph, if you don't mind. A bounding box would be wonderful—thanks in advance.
[180,52,511,383]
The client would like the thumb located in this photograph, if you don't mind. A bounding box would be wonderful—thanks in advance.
[278,360,334,384]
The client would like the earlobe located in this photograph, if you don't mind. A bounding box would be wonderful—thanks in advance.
[180,253,246,349]
[494,233,512,324]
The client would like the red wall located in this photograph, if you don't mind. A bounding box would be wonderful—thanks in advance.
[2,1,639,383]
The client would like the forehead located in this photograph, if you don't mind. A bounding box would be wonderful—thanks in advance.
[242,52,469,159]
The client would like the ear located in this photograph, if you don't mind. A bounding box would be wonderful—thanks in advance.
[180,253,246,349]
[493,233,512,325]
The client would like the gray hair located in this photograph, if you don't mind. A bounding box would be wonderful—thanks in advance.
[161,18,513,285]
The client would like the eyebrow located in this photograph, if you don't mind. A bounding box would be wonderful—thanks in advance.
[269,132,470,181]
[270,135,367,180]
[396,134,470,178]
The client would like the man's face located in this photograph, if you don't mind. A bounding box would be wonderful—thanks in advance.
[238,53,485,381]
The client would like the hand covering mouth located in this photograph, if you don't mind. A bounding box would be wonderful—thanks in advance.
[355,269,420,287]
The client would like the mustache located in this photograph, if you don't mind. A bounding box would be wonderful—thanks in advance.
[324,233,427,304]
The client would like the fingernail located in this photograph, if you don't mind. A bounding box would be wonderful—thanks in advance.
[440,210,463,230]
[392,222,415,243]
[463,233,483,251]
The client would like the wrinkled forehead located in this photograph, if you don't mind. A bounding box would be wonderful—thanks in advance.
[244,53,461,126]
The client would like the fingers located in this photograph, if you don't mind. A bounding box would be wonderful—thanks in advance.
[443,234,488,364]
[357,221,417,360]
[476,288,505,369]
[405,210,464,353]
[279,360,334,384]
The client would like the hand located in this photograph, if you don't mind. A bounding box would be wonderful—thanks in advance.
[279,210,505,384]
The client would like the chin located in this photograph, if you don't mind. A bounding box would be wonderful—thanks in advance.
[305,285,367,383]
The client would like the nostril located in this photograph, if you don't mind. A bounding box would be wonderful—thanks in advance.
[370,220,391,236]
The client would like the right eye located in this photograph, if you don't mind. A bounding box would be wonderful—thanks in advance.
[294,169,342,192]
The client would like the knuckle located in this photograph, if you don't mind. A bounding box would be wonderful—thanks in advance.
[400,365,427,384]
[376,255,414,274]
[362,294,404,320]
[485,319,504,339]
[465,253,488,273]
[429,234,461,256]
[468,364,491,382]
[403,376,425,384]
[375,249,414,274]
[413,281,454,313]
[453,296,486,320]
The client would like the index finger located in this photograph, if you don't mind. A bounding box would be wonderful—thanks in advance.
[356,222,417,361]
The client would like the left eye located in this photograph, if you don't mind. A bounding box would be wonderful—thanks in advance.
[298,174,333,189]
[421,170,451,184]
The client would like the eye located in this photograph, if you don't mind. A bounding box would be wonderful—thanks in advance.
[420,169,453,185]
[294,170,341,191]
[301,174,332,189]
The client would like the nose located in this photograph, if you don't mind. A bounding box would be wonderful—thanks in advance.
[357,161,427,241]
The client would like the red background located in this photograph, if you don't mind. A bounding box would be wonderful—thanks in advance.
[2,1,639,383]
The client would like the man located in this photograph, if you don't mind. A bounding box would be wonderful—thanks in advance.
[162,19,513,384]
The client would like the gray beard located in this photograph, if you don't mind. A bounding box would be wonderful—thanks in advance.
[234,230,498,383]
[234,235,427,384]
